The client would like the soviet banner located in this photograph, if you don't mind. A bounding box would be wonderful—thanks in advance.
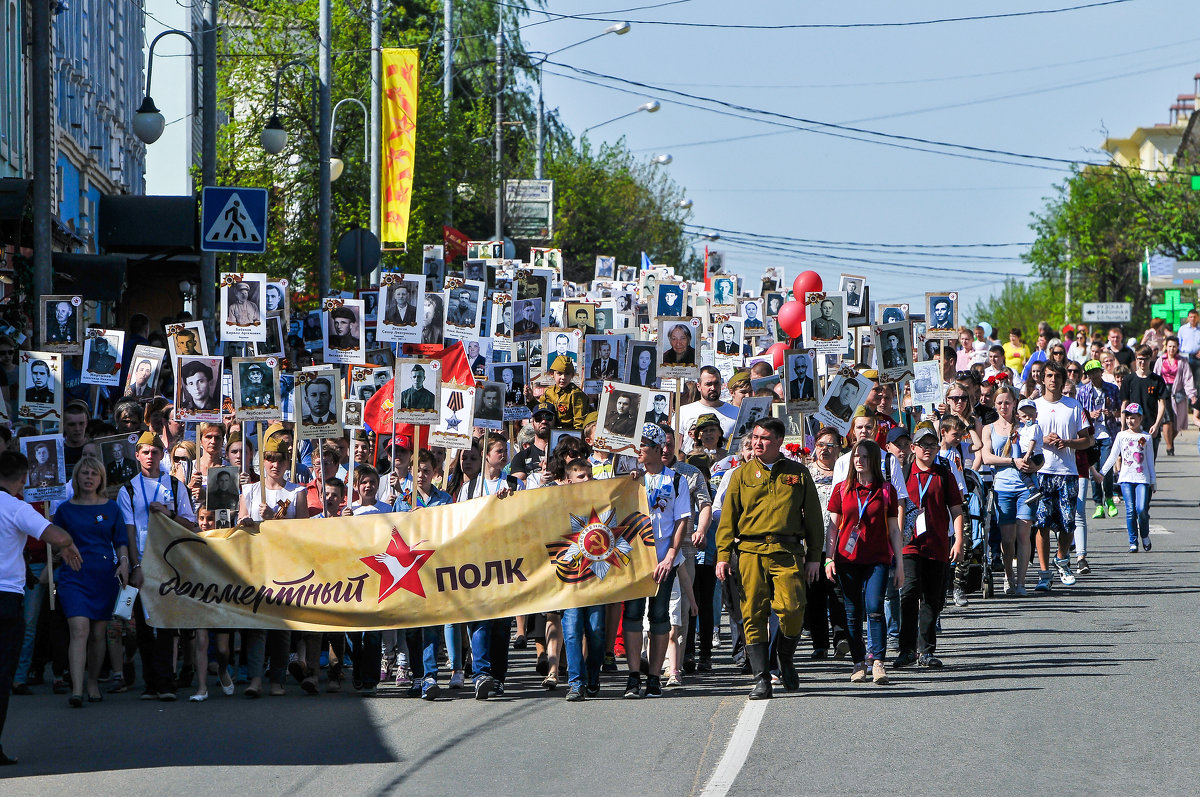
[381,47,418,246]
[141,479,656,631]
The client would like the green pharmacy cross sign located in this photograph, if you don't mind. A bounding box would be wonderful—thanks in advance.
[1151,289,1194,329]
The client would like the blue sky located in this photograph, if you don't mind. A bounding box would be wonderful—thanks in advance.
[144,0,1198,321]
[520,0,1198,317]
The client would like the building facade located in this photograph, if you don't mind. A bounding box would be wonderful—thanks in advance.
[52,0,147,250]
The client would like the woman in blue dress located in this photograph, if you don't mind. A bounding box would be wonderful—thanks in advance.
[52,456,129,706]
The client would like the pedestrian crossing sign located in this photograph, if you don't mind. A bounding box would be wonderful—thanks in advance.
[201,186,269,254]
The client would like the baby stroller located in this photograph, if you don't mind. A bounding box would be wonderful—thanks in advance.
[957,468,996,599]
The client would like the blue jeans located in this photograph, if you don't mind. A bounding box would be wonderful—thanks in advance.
[13,563,44,685]
[837,561,889,663]
[1120,482,1150,545]
[444,624,463,671]
[562,605,605,689]
[1074,494,1088,557]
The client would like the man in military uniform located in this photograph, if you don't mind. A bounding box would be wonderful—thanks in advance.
[86,336,118,376]
[715,417,823,699]
[400,364,436,410]
[543,356,589,430]
[106,441,138,485]
[811,299,842,340]
[28,443,58,487]
[25,359,55,404]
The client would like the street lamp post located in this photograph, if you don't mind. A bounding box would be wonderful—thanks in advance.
[259,60,317,156]
[329,98,369,182]
[578,100,661,154]
[132,26,216,329]
[533,21,631,179]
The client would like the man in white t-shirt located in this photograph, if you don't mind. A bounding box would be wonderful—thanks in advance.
[1031,363,1093,593]
[622,423,690,699]
[678,367,739,453]
[0,450,82,765]
[116,432,197,701]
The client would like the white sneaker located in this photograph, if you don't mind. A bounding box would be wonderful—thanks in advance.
[1055,558,1076,587]
[1003,576,1015,596]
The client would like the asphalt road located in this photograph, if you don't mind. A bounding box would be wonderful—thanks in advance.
[5,432,1198,795]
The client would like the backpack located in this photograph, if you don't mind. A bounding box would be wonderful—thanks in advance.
[123,475,183,516]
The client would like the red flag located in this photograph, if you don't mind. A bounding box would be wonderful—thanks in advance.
[364,341,475,444]
[401,340,476,387]
[443,225,469,261]
[704,245,711,292]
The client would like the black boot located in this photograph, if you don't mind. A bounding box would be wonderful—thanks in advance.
[745,643,773,700]
[777,634,800,691]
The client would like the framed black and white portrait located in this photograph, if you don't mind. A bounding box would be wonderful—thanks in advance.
[783,348,820,411]
[322,298,366,363]
[81,329,125,387]
[926,292,958,339]
[39,295,83,354]
[627,341,659,388]
[473,381,505,430]
[876,321,914,382]
[219,272,267,343]
[653,282,687,320]
[297,369,341,439]
[393,358,441,424]
[233,356,280,421]
[839,274,866,315]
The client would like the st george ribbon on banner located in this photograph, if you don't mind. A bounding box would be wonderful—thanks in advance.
[141,479,656,631]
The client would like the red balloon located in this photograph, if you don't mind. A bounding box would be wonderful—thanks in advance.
[777,299,806,338]
[765,342,788,369]
[792,270,823,300]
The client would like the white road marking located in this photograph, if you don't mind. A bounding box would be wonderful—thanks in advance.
[700,700,769,797]
[1148,525,1174,535]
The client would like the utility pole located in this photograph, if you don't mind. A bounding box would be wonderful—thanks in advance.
[494,21,504,242]
[535,67,544,179]
[200,0,218,335]
[444,0,453,225]
[318,0,332,298]
[369,0,381,285]
[31,0,52,338]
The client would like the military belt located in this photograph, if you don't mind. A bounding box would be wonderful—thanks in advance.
[735,534,802,545]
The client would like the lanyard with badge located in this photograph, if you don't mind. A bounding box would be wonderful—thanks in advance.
[841,485,876,557]
[913,472,935,537]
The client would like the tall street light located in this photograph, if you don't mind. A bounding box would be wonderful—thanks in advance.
[532,21,630,179]
[133,26,216,330]
[579,100,661,154]
[329,98,369,182]
[259,60,317,156]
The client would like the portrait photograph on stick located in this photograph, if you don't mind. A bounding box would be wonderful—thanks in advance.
[80,329,125,387]
[39,295,83,354]
[595,382,651,454]
[219,272,267,343]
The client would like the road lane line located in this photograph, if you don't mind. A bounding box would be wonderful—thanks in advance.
[699,700,768,797]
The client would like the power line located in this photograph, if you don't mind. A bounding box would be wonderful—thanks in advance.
[495,0,1133,30]
[648,34,1200,90]
[686,223,1033,249]
[543,62,1093,170]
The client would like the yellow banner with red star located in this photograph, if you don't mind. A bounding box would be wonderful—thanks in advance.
[140,479,656,631]
[381,48,418,246]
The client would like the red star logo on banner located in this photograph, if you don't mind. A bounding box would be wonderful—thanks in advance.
[360,529,435,602]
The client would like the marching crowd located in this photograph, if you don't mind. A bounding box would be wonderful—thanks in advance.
[1,290,1198,769]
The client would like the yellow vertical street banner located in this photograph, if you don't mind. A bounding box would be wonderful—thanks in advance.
[381,48,418,246]
[140,479,657,631]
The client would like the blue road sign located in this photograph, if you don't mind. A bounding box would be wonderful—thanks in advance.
[201,186,268,254]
